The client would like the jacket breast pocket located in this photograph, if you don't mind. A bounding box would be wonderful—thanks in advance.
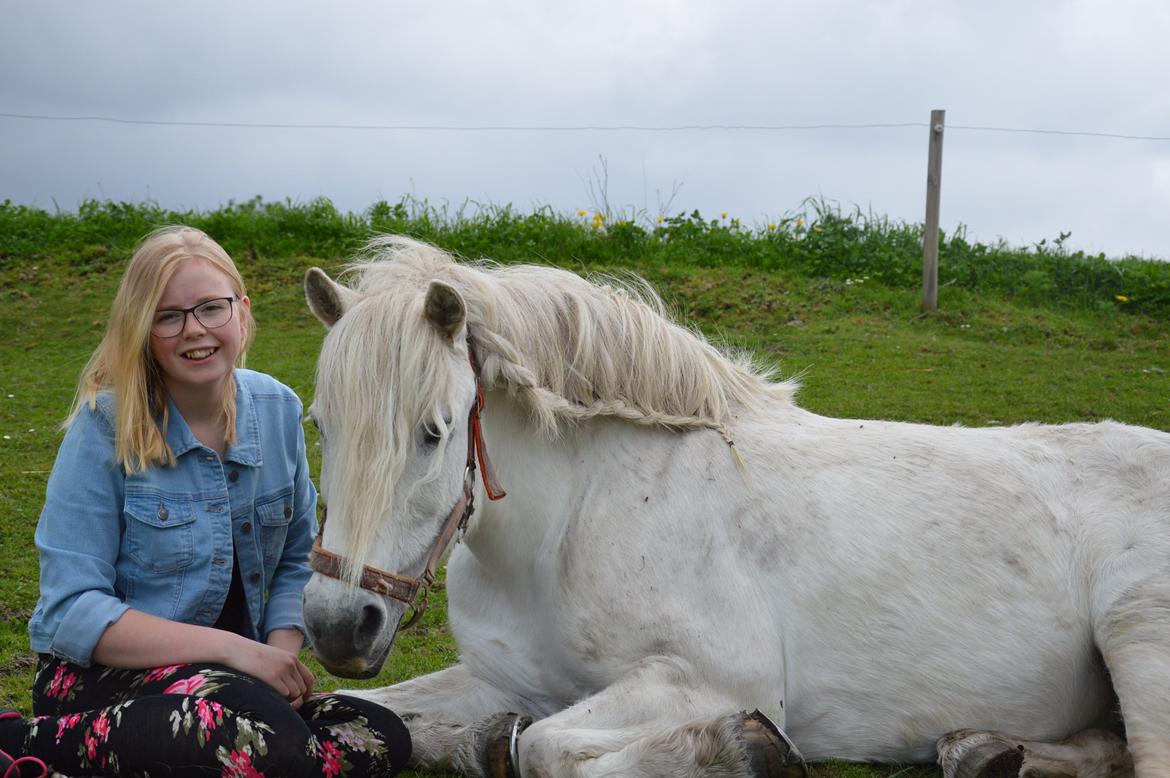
[124,495,197,574]
[255,493,294,568]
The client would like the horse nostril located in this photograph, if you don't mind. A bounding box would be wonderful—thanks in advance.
[353,603,385,648]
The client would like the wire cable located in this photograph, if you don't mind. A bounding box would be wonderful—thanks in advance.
[2,111,1168,141]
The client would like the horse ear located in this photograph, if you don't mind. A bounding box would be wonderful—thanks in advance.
[424,280,466,341]
[304,267,357,328]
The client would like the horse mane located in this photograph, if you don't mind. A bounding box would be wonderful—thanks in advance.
[346,236,797,438]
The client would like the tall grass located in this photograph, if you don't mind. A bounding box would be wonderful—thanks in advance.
[2,196,1166,315]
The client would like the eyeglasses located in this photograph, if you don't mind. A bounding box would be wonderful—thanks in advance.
[151,296,238,338]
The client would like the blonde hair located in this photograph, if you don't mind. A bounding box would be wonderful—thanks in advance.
[70,226,254,473]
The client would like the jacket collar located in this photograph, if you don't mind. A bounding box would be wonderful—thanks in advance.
[163,372,263,466]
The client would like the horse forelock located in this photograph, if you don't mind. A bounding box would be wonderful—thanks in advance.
[315,279,464,580]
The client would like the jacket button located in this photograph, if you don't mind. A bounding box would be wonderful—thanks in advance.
[241,522,252,534]
[283,504,292,519]
[158,506,169,521]
[249,572,261,584]
[228,470,239,482]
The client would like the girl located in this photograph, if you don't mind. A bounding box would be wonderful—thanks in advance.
[0,227,410,776]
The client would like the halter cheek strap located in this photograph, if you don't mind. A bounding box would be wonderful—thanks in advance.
[309,335,506,630]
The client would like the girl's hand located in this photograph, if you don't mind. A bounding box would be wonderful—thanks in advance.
[225,636,316,709]
[266,627,315,708]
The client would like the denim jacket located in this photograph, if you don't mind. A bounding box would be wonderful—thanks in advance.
[28,369,318,666]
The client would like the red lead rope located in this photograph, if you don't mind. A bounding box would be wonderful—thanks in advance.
[467,339,506,501]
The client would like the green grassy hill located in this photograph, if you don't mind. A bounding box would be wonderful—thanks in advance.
[1,199,1166,777]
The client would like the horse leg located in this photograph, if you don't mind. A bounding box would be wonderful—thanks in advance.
[517,655,804,778]
[1094,575,1170,776]
[336,662,537,776]
[937,728,1132,778]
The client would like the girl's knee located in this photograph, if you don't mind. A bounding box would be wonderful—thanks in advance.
[305,694,412,773]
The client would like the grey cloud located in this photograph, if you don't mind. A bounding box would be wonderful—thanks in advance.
[0,0,1166,259]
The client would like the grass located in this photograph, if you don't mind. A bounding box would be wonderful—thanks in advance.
[1,200,1167,777]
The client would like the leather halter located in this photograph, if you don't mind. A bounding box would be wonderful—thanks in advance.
[309,337,506,630]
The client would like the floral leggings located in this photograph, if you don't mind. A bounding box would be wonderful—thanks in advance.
[21,655,411,777]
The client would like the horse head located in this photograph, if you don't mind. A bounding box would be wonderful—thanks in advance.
[298,235,784,678]
[301,260,482,678]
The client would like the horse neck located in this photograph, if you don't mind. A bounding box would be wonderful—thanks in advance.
[469,390,647,549]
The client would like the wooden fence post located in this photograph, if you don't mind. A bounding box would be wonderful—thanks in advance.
[922,109,946,311]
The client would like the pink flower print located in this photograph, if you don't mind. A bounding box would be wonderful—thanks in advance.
[221,749,265,778]
[196,698,225,732]
[55,712,83,743]
[163,673,208,696]
[48,665,65,694]
[144,663,188,682]
[48,664,79,699]
[85,731,99,760]
[92,711,111,742]
[319,740,343,778]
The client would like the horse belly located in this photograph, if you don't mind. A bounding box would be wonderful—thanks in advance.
[788,629,1111,761]
[780,536,1112,762]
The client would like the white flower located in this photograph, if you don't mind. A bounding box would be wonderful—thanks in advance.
[328,722,371,751]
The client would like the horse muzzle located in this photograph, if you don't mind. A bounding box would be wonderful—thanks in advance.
[303,574,406,678]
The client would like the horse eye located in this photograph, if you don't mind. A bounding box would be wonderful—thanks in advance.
[421,417,451,447]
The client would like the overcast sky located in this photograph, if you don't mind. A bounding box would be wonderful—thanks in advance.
[2,0,1167,260]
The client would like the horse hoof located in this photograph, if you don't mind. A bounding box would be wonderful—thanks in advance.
[740,709,808,778]
[937,729,1024,778]
[481,711,533,778]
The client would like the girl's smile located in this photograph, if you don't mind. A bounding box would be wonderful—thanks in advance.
[181,346,219,361]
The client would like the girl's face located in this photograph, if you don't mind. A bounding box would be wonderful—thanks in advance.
[149,258,251,398]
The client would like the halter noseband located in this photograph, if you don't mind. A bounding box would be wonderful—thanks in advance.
[309,336,506,630]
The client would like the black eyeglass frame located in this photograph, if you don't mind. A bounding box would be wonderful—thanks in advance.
[151,296,240,338]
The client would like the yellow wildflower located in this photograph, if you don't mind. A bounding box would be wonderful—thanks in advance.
[657,215,664,223]
[768,224,776,231]
[577,209,586,218]
[813,225,822,232]
[796,218,804,227]
[721,211,728,219]
[1116,295,1129,302]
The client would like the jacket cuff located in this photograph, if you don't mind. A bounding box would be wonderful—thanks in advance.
[262,590,306,641]
[50,590,131,667]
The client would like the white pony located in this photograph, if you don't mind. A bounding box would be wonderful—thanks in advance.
[301,236,1168,778]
